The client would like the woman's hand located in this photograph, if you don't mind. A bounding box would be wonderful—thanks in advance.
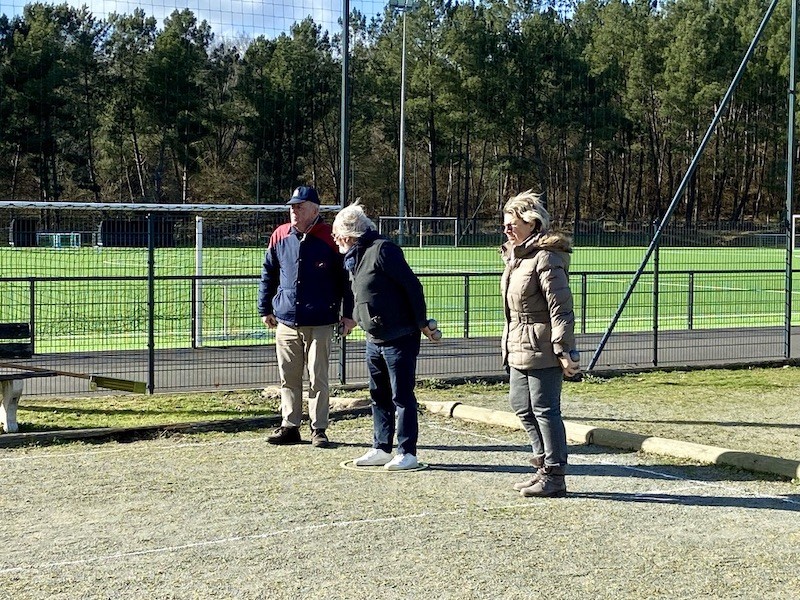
[558,352,580,378]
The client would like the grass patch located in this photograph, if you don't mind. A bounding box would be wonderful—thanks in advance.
[16,389,279,432]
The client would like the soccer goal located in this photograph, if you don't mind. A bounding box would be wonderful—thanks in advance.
[378,216,459,247]
[792,215,800,251]
[36,232,81,249]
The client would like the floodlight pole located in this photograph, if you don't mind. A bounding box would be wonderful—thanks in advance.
[784,0,798,359]
[339,0,351,384]
[390,0,418,246]
[399,8,408,245]
[588,0,782,371]
[340,0,350,208]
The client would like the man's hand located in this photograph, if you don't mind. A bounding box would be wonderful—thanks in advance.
[558,353,580,378]
[422,325,441,342]
[338,317,357,336]
[261,314,278,328]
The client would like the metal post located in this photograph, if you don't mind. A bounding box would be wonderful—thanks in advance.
[785,0,798,359]
[147,213,155,394]
[463,275,470,338]
[190,274,197,349]
[340,0,350,207]
[194,216,203,349]
[652,220,659,367]
[580,273,587,335]
[29,279,35,353]
[339,0,351,384]
[398,7,408,246]
[390,0,419,246]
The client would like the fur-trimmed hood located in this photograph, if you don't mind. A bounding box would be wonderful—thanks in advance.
[501,231,573,264]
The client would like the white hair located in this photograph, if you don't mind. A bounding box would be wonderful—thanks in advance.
[332,202,377,239]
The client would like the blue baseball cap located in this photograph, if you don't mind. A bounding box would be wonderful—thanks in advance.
[287,186,320,205]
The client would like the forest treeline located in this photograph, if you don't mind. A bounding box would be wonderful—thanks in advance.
[0,0,795,224]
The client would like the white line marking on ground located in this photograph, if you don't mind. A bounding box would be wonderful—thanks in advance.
[0,505,529,575]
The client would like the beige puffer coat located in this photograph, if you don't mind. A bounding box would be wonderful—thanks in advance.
[500,232,576,371]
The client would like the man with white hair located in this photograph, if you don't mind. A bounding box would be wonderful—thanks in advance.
[331,203,438,470]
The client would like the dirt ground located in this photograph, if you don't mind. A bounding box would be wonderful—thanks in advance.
[2,412,798,600]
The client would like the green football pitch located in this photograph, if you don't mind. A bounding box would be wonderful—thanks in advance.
[0,245,795,352]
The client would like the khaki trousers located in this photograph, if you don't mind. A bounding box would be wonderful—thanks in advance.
[275,323,333,430]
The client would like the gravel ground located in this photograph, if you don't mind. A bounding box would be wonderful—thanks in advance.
[2,413,798,599]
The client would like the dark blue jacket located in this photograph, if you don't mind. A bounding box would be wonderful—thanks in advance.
[258,219,353,327]
[345,229,427,343]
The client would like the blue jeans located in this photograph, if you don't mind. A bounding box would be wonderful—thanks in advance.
[365,332,420,456]
[508,366,568,471]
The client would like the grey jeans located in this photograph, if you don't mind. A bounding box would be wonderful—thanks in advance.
[508,366,568,471]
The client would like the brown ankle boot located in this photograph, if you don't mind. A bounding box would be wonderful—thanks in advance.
[512,454,545,491]
[520,466,567,498]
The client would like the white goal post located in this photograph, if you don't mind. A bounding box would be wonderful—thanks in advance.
[793,215,800,251]
[3,200,327,349]
[378,216,459,247]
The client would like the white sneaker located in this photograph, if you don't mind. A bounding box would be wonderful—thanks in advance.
[384,453,419,471]
[352,448,393,466]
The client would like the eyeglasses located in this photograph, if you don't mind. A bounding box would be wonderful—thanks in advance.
[502,223,518,231]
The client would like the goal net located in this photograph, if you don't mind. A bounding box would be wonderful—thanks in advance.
[378,216,459,247]
[36,232,81,249]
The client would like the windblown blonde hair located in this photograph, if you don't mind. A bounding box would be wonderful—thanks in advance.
[503,189,550,233]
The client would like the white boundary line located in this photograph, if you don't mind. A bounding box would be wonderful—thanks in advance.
[0,511,467,575]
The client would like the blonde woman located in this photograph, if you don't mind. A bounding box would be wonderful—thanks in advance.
[501,190,580,497]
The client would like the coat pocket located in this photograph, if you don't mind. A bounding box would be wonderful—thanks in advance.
[355,301,382,335]
[526,322,550,355]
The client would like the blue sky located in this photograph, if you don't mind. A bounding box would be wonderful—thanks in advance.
[0,0,386,41]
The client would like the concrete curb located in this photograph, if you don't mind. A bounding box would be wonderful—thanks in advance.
[422,400,800,481]
[4,398,798,481]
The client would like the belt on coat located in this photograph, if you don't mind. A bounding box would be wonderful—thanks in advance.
[509,313,548,324]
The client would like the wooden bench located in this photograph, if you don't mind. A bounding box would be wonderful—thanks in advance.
[0,323,58,433]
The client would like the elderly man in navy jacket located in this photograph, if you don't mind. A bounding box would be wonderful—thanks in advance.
[258,186,355,447]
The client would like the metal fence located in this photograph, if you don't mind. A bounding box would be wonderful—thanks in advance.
[1,205,797,397]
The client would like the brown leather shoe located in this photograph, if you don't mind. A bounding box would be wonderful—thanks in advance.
[513,471,543,491]
[513,454,545,490]
[520,469,567,498]
[267,426,301,445]
[311,428,330,448]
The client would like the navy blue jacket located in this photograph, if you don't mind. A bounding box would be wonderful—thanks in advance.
[258,219,353,327]
[345,229,427,343]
